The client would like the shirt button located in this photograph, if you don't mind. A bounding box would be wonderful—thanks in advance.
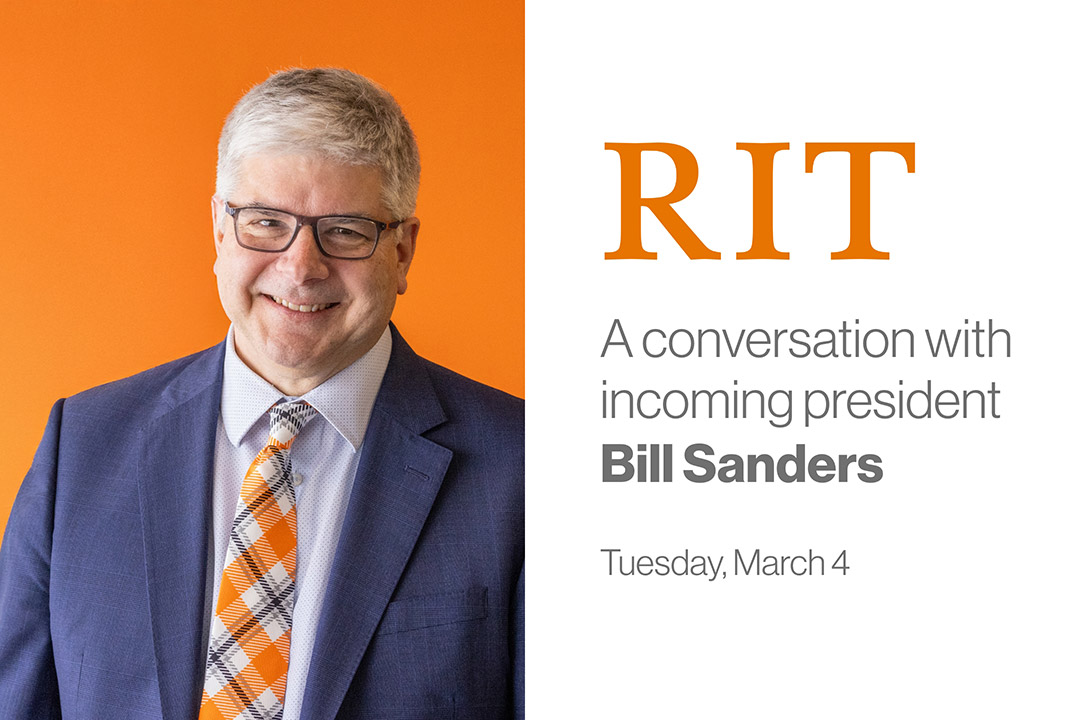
[293,471,305,486]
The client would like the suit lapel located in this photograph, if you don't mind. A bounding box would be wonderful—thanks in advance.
[300,329,452,720]
[137,344,224,720]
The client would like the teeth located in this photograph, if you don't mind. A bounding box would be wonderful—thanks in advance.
[272,296,332,312]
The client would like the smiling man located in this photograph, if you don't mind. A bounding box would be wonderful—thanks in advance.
[215,153,411,396]
[0,68,524,720]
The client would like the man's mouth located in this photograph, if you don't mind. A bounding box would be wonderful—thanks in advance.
[269,295,338,313]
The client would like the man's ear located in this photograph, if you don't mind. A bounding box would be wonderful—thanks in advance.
[396,217,420,295]
[211,196,225,253]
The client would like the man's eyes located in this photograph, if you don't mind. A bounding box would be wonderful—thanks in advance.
[238,211,375,242]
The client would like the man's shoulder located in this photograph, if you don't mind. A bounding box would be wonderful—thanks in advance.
[400,355,523,502]
[383,327,522,436]
[62,343,224,422]
[419,356,523,422]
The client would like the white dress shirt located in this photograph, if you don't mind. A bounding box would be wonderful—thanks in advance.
[210,325,391,719]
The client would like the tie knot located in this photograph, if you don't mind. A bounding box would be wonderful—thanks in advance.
[267,400,318,448]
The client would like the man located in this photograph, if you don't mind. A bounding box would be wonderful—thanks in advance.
[0,68,523,720]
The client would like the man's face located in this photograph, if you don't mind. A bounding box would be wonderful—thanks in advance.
[213,153,418,394]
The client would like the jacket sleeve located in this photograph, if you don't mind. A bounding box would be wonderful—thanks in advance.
[0,400,65,718]
[511,561,524,719]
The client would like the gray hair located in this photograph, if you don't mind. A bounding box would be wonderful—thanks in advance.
[216,68,421,218]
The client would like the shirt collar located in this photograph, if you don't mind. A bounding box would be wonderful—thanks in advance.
[220,325,393,451]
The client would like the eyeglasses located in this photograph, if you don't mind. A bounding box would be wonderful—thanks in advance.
[224,203,403,260]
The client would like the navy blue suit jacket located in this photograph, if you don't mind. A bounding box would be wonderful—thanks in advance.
[0,327,524,719]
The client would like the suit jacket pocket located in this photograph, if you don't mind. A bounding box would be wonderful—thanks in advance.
[376,586,487,635]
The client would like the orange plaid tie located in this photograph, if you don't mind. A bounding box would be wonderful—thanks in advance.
[199,400,318,720]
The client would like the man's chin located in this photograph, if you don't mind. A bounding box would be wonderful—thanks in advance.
[234,334,331,390]
[265,347,336,381]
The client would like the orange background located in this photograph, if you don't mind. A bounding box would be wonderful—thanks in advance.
[0,2,523,526]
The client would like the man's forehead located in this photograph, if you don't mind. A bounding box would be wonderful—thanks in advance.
[232,153,385,215]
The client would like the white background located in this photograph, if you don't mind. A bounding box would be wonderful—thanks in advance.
[526,2,1079,717]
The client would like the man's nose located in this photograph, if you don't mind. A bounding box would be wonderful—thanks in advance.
[277,224,330,282]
